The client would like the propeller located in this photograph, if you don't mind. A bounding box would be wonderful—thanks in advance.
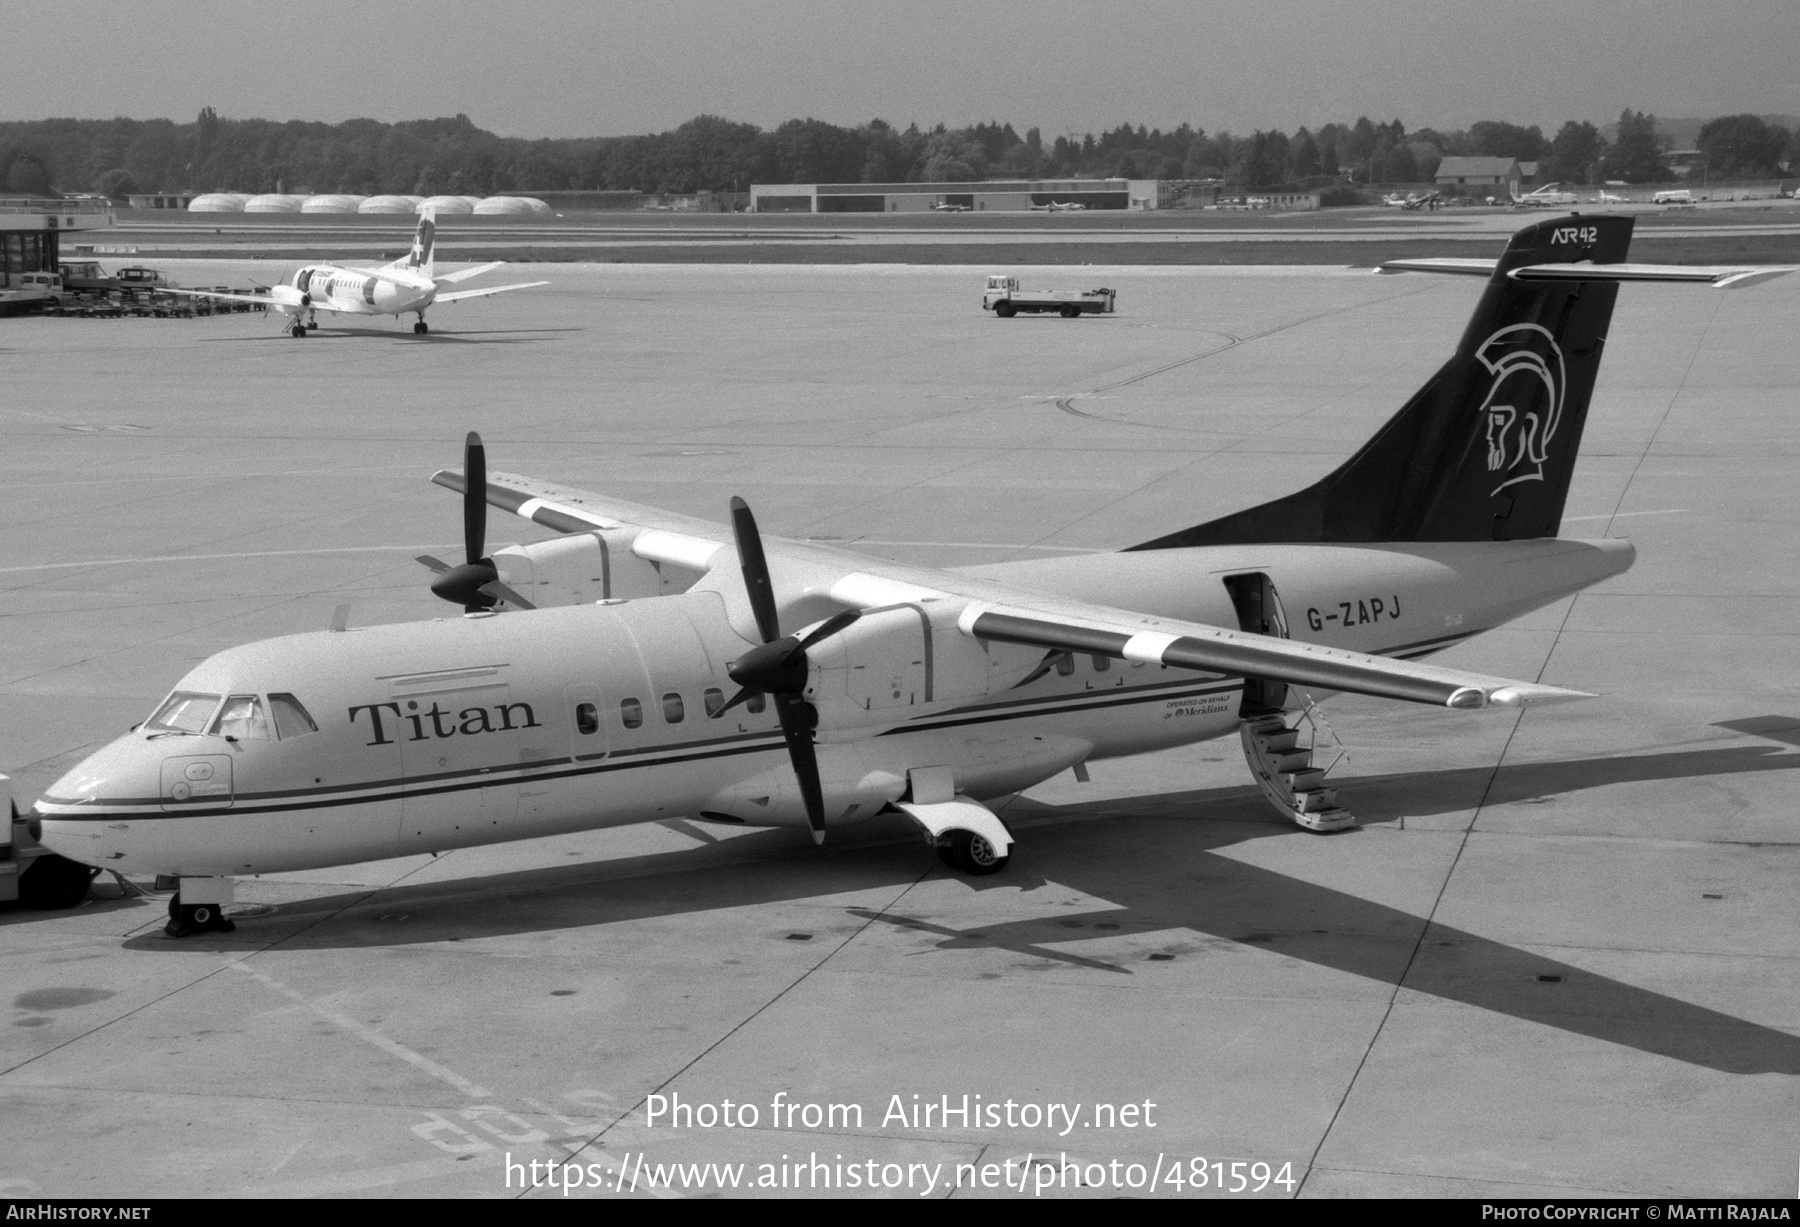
[720,496,860,845]
[416,432,535,611]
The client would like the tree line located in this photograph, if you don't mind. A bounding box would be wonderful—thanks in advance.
[2,108,1795,200]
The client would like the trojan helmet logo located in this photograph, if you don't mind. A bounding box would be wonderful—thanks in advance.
[1473,323,1564,496]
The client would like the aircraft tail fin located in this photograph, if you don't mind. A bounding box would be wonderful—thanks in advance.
[385,207,436,278]
[1130,214,1636,548]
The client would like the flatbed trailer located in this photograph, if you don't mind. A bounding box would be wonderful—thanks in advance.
[982,274,1116,317]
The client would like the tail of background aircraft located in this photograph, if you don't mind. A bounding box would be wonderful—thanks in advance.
[1130,214,1635,548]
[384,207,436,279]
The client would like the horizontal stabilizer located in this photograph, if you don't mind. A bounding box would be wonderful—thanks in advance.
[434,261,507,286]
[436,281,549,304]
[1380,256,1796,289]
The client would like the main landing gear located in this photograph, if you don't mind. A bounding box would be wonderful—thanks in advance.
[289,322,306,338]
[936,828,1009,876]
[412,313,429,335]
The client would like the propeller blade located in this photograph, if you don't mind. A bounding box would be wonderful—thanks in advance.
[774,694,827,844]
[414,554,452,575]
[463,432,487,567]
[789,609,862,659]
[729,496,781,643]
[717,686,757,715]
[476,579,537,610]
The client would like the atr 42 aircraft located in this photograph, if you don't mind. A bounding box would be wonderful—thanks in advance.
[28,216,1795,937]
[165,208,547,338]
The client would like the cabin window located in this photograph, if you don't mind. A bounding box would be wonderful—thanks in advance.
[268,693,317,739]
[620,697,644,729]
[1054,653,1075,676]
[662,693,685,723]
[703,688,725,717]
[575,702,599,735]
[211,694,271,740]
[746,692,766,714]
[146,691,221,735]
[1091,655,1111,672]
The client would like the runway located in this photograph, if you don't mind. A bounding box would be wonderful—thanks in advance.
[2,256,1797,1198]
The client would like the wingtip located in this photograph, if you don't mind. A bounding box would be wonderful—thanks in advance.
[1488,685,1597,708]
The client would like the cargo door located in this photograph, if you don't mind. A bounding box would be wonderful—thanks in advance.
[393,677,523,850]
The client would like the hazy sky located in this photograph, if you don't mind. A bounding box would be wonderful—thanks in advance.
[8,0,1797,138]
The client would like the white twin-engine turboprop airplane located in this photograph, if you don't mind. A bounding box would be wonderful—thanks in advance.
[165,207,547,338]
[30,216,1794,936]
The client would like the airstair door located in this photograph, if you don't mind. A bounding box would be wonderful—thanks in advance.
[1222,571,1290,716]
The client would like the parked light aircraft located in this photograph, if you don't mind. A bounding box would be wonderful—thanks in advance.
[30,217,1795,936]
[164,208,547,338]
[1030,201,1087,212]
[930,201,970,212]
[1513,182,1579,208]
[1594,191,1629,204]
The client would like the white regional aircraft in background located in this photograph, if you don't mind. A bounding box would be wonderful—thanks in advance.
[27,216,1796,936]
[1512,182,1580,208]
[166,208,547,338]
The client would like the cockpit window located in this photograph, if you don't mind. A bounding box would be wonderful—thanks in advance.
[268,693,318,740]
[146,691,222,734]
[211,694,271,740]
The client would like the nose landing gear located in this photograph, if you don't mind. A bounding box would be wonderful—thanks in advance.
[165,893,237,938]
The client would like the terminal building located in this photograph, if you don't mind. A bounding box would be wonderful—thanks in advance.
[750,178,1162,212]
[0,198,114,296]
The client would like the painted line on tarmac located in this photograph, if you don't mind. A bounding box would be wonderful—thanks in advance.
[230,961,496,1101]
[0,545,460,575]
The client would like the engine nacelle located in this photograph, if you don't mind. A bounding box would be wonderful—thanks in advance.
[804,603,1051,741]
[492,529,707,608]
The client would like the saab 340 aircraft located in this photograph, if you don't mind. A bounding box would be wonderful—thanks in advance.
[166,208,547,338]
[29,216,1795,936]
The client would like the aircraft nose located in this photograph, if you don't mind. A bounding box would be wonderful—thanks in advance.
[33,734,165,868]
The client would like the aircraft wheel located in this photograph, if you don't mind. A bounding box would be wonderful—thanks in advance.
[164,895,236,938]
[413,321,427,334]
[936,829,1009,876]
[17,854,98,909]
[290,324,306,338]
[305,320,318,331]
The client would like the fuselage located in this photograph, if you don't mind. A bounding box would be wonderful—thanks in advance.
[284,263,435,318]
[34,537,1634,878]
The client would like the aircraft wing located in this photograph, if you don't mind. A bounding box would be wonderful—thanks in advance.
[443,469,1590,712]
[161,287,281,306]
[950,599,1588,709]
[434,262,507,286]
[435,280,550,303]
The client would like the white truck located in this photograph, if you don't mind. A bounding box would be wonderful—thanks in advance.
[0,271,70,315]
[1,776,98,909]
[982,274,1117,318]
